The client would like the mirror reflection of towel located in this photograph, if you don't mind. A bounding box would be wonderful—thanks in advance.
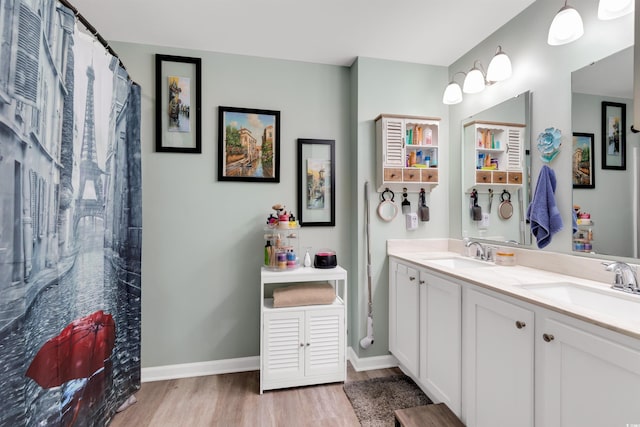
[526,165,563,248]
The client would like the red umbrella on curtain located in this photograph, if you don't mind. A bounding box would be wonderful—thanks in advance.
[26,310,116,389]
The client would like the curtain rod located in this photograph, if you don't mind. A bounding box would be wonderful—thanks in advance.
[58,0,128,74]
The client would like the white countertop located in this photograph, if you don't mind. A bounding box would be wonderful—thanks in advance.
[388,240,640,340]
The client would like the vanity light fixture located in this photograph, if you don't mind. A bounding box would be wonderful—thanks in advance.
[547,0,584,45]
[486,46,512,82]
[442,72,465,105]
[442,47,512,105]
[597,0,634,20]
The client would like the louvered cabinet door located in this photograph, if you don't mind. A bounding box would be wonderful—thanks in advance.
[263,311,305,382]
[304,308,345,378]
[382,117,405,167]
[506,128,523,170]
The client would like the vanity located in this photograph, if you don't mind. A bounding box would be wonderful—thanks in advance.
[388,239,640,427]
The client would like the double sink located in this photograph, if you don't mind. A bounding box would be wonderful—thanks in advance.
[409,254,640,324]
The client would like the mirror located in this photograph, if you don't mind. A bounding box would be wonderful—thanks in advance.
[460,91,532,245]
[377,188,399,222]
[572,46,640,258]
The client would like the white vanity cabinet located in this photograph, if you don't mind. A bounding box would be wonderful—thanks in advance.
[260,267,347,394]
[536,314,640,426]
[389,260,462,415]
[463,288,534,427]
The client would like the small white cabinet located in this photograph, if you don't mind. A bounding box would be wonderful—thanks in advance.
[537,315,640,426]
[376,114,441,192]
[389,259,462,415]
[463,288,534,427]
[260,266,347,394]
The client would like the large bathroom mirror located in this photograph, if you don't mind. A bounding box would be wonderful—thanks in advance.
[572,46,640,258]
[460,91,532,245]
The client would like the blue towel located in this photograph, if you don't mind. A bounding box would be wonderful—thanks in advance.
[527,165,563,248]
[571,209,578,234]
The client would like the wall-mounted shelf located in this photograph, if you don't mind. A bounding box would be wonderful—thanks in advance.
[375,114,441,192]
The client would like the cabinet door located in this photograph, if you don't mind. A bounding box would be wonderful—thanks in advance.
[263,311,305,382]
[304,308,345,378]
[382,117,404,166]
[420,271,462,416]
[389,262,420,375]
[538,317,640,427]
[463,289,534,427]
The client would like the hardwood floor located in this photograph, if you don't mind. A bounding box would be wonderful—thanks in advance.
[109,363,402,427]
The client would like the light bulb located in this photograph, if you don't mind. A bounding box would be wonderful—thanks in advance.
[548,2,584,46]
[486,47,512,82]
[598,0,633,20]
[442,82,463,105]
[463,68,485,94]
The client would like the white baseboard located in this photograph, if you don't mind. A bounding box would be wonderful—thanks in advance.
[141,349,398,383]
[347,346,398,372]
[141,356,260,383]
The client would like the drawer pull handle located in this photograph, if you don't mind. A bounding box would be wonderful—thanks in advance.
[391,173,396,178]
[515,321,526,329]
[543,333,555,342]
[409,276,416,281]
[419,280,425,285]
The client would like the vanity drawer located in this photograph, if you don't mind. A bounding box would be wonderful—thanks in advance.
[421,168,438,183]
[508,171,523,185]
[476,170,492,184]
[403,168,421,182]
[384,168,402,182]
[492,171,507,184]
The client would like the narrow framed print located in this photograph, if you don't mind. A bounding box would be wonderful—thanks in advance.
[601,101,626,170]
[218,106,280,182]
[297,139,335,226]
[572,132,595,188]
[155,54,202,153]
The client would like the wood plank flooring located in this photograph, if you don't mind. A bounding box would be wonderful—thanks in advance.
[109,363,402,427]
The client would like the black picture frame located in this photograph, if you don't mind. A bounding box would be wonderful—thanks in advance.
[297,139,335,226]
[155,54,202,153]
[601,101,626,170]
[217,106,280,182]
[572,132,595,189]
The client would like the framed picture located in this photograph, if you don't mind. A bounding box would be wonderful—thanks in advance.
[218,106,280,182]
[601,101,626,170]
[572,132,595,188]
[297,139,335,226]
[155,54,202,153]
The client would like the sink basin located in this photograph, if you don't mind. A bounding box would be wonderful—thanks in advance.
[424,257,492,269]
[521,282,640,322]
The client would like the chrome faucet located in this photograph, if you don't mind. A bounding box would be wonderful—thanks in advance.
[603,261,640,294]
[465,240,488,261]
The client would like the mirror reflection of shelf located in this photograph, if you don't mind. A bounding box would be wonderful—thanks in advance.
[573,221,594,252]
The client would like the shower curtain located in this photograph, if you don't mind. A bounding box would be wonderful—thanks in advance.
[0,0,142,425]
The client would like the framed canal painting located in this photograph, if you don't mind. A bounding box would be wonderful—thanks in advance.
[572,132,595,189]
[297,139,335,226]
[217,106,280,182]
[601,101,626,170]
[155,54,202,153]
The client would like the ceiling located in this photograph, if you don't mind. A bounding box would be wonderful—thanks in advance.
[572,46,633,99]
[71,0,537,67]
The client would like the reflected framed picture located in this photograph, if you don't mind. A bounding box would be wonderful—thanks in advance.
[601,101,626,170]
[297,139,335,226]
[155,54,202,153]
[217,106,280,182]
[572,132,595,189]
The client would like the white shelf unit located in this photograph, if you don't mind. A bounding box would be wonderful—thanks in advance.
[260,266,348,394]
[463,121,525,191]
[375,114,441,192]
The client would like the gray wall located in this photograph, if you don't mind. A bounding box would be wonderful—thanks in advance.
[111,42,351,367]
[448,0,634,255]
[351,58,449,358]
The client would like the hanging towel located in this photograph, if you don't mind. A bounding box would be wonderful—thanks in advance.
[527,165,563,248]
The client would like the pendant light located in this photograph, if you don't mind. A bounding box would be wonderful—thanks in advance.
[547,0,584,46]
[463,61,486,94]
[486,46,512,82]
[598,0,633,20]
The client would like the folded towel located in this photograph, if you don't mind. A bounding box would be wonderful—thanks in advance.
[526,165,563,248]
[273,283,336,308]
